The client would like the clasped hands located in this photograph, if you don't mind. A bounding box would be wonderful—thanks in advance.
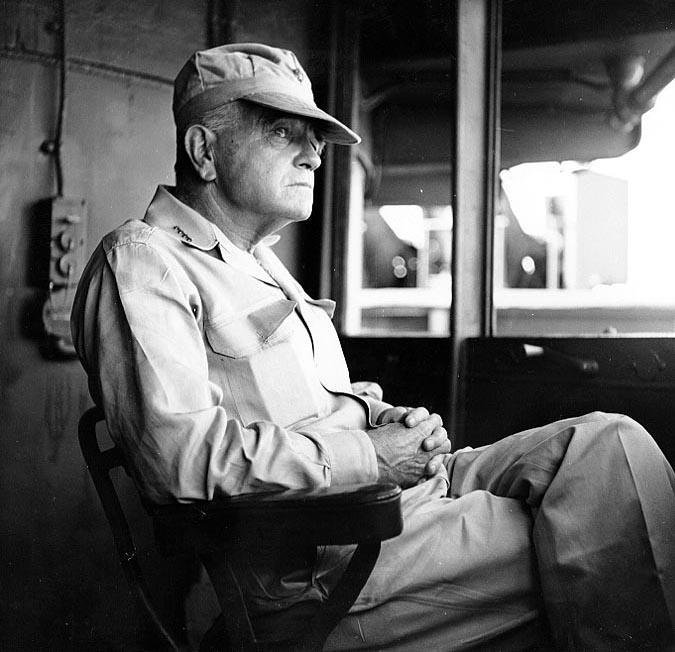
[367,406,451,488]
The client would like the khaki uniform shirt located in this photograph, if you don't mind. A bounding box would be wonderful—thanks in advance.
[72,186,386,505]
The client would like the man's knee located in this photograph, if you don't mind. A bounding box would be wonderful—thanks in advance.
[582,411,656,446]
[566,412,674,487]
[521,411,663,486]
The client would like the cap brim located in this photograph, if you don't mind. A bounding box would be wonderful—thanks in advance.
[243,92,361,145]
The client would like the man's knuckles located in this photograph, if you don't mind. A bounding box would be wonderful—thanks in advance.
[421,425,448,449]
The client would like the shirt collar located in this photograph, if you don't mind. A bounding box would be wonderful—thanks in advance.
[144,185,219,250]
[143,185,279,286]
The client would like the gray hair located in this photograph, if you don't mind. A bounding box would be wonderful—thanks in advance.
[174,100,250,181]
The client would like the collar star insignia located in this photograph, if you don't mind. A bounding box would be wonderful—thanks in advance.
[172,225,193,242]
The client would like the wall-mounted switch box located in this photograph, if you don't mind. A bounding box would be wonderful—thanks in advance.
[48,196,87,289]
[42,197,88,358]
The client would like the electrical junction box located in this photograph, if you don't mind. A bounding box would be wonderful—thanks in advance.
[42,196,87,354]
[48,196,88,288]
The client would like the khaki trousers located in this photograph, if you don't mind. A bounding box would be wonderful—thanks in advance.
[327,412,675,652]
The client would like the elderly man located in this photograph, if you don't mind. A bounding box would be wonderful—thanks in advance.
[72,43,675,651]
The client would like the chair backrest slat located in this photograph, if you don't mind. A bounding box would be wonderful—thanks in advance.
[78,406,185,652]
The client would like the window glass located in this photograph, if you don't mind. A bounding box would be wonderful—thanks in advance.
[357,204,452,335]
[342,13,455,337]
[496,79,675,335]
[341,2,675,338]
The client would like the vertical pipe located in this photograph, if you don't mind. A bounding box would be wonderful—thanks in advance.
[322,1,361,332]
[450,0,501,446]
[54,0,67,197]
[207,0,240,47]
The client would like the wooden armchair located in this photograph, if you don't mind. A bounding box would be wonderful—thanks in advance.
[78,406,403,652]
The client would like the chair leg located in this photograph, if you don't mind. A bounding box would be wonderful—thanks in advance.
[200,542,382,652]
[125,558,185,652]
[201,554,260,652]
[299,542,381,652]
[200,614,229,652]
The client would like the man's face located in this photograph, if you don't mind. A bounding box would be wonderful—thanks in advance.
[211,106,325,231]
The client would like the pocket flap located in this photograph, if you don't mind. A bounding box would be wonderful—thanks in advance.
[206,299,297,358]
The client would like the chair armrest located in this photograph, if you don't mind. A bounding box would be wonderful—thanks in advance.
[152,482,402,556]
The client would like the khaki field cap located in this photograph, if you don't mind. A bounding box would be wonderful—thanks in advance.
[173,43,361,145]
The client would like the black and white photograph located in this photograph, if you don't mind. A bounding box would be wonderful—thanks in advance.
[2,1,675,650]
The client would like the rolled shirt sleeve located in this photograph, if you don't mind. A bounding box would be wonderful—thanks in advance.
[316,430,379,485]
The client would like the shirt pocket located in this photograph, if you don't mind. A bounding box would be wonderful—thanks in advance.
[204,298,323,427]
[205,298,297,358]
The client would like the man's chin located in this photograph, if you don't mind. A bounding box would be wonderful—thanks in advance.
[271,200,314,226]
[287,206,313,223]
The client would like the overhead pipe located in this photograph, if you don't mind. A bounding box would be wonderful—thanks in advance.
[630,43,675,112]
[609,44,675,131]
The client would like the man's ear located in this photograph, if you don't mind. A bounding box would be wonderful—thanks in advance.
[184,125,218,182]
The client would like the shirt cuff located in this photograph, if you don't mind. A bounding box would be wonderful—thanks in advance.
[320,429,379,485]
[361,397,394,425]
[349,381,392,425]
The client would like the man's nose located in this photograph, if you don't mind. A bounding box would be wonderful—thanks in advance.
[295,134,322,171]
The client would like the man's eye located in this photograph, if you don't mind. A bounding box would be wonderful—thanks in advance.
[272,125,291,139]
